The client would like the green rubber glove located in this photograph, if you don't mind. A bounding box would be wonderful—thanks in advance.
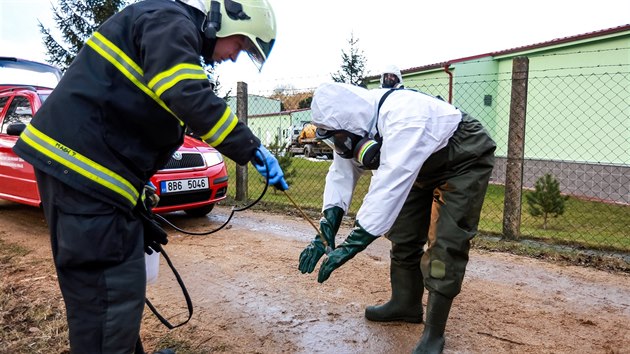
[298,206,344,274]
[317,221,377,283]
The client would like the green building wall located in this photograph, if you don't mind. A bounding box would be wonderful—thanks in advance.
[506,35,630,165]
[249,113,293,147]
[367,30,629,166]
[226,95,281,116]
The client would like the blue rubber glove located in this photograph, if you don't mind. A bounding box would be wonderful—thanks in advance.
[251,145,289,190]
[317,221,377,283]
[298,206,344,274]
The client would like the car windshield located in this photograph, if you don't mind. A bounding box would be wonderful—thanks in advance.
[0,68,59,88]
[38,94,50,103]
[0,58,61,88]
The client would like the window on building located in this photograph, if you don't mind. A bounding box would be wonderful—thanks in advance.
[484,94,493,107]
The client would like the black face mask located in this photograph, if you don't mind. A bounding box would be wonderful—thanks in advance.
[316,128,381,169]
[316,128,362,159]
[382,75,399,88]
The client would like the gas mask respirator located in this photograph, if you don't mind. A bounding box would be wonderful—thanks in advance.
[316,128,381,170]
[381,73,400,89]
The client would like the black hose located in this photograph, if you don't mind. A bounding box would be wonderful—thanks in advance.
[154,154,270,236]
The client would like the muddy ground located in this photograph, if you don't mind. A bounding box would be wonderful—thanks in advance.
[0,200,629,354]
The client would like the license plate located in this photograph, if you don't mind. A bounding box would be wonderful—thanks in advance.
[160,177,208,194]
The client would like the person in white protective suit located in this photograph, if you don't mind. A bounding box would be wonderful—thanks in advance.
[298,82,496,354]
[380,64,404,89]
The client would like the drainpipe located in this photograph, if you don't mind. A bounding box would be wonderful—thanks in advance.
[443,63,453,103]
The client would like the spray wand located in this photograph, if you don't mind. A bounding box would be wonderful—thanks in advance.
[281,189,332,254]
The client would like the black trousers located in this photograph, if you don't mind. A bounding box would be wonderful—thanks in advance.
[384,116,496,298]
[36,170,146,354]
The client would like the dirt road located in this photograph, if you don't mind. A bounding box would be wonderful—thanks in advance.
[1,200,629,354]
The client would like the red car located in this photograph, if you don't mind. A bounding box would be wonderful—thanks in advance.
[0,60,228,216]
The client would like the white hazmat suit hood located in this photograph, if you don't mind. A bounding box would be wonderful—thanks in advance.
[380,64,403,88]
[311,83,380,137]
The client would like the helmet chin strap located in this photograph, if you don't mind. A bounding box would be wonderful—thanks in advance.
[203,0,222,39]
[201,38,217,64]
[200,1,221,63]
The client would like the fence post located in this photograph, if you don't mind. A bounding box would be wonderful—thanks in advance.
[235,81,248,202]
[503,57,529,240]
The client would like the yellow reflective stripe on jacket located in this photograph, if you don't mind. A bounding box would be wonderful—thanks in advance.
[148,63,207,98]
[200,106,238,146]
[86,32,184,126]
[20,125,139,207]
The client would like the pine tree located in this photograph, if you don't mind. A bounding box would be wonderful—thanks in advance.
[268,135,295,176]
[526,173,569,230]
[331,32,368,87]
[266,135,295,193]
[39,0,133,71]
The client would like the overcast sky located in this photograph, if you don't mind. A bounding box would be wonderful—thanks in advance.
[1,0,629,94]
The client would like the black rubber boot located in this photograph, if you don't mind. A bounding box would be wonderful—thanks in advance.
[412,292,453,354]
[134,337,145,354]
[134,337,175,354]
[365,264,424,323]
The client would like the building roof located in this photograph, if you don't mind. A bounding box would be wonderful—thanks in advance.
[251,107,310,118]
[367,24,630,80]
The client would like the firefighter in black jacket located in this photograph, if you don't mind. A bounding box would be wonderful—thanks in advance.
[13,0,286,353]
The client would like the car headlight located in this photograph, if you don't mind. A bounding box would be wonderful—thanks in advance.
[202,151,224,167]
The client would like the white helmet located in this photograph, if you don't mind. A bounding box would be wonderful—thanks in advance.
[180,0,276,71]
[380,64,403,89]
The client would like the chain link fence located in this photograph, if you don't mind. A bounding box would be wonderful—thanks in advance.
[221,52,630,260]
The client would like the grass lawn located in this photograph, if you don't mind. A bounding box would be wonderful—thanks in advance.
[224,157,630,253]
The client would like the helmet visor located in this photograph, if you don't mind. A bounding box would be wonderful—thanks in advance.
[244,37,275,71]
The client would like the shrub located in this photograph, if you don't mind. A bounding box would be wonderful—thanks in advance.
[526,173,569,230]
[265,135,296,192]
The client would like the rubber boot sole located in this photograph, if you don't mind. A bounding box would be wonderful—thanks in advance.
[365,305,423,323]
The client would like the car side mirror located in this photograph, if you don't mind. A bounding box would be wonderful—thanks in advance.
[6,122,26,136]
